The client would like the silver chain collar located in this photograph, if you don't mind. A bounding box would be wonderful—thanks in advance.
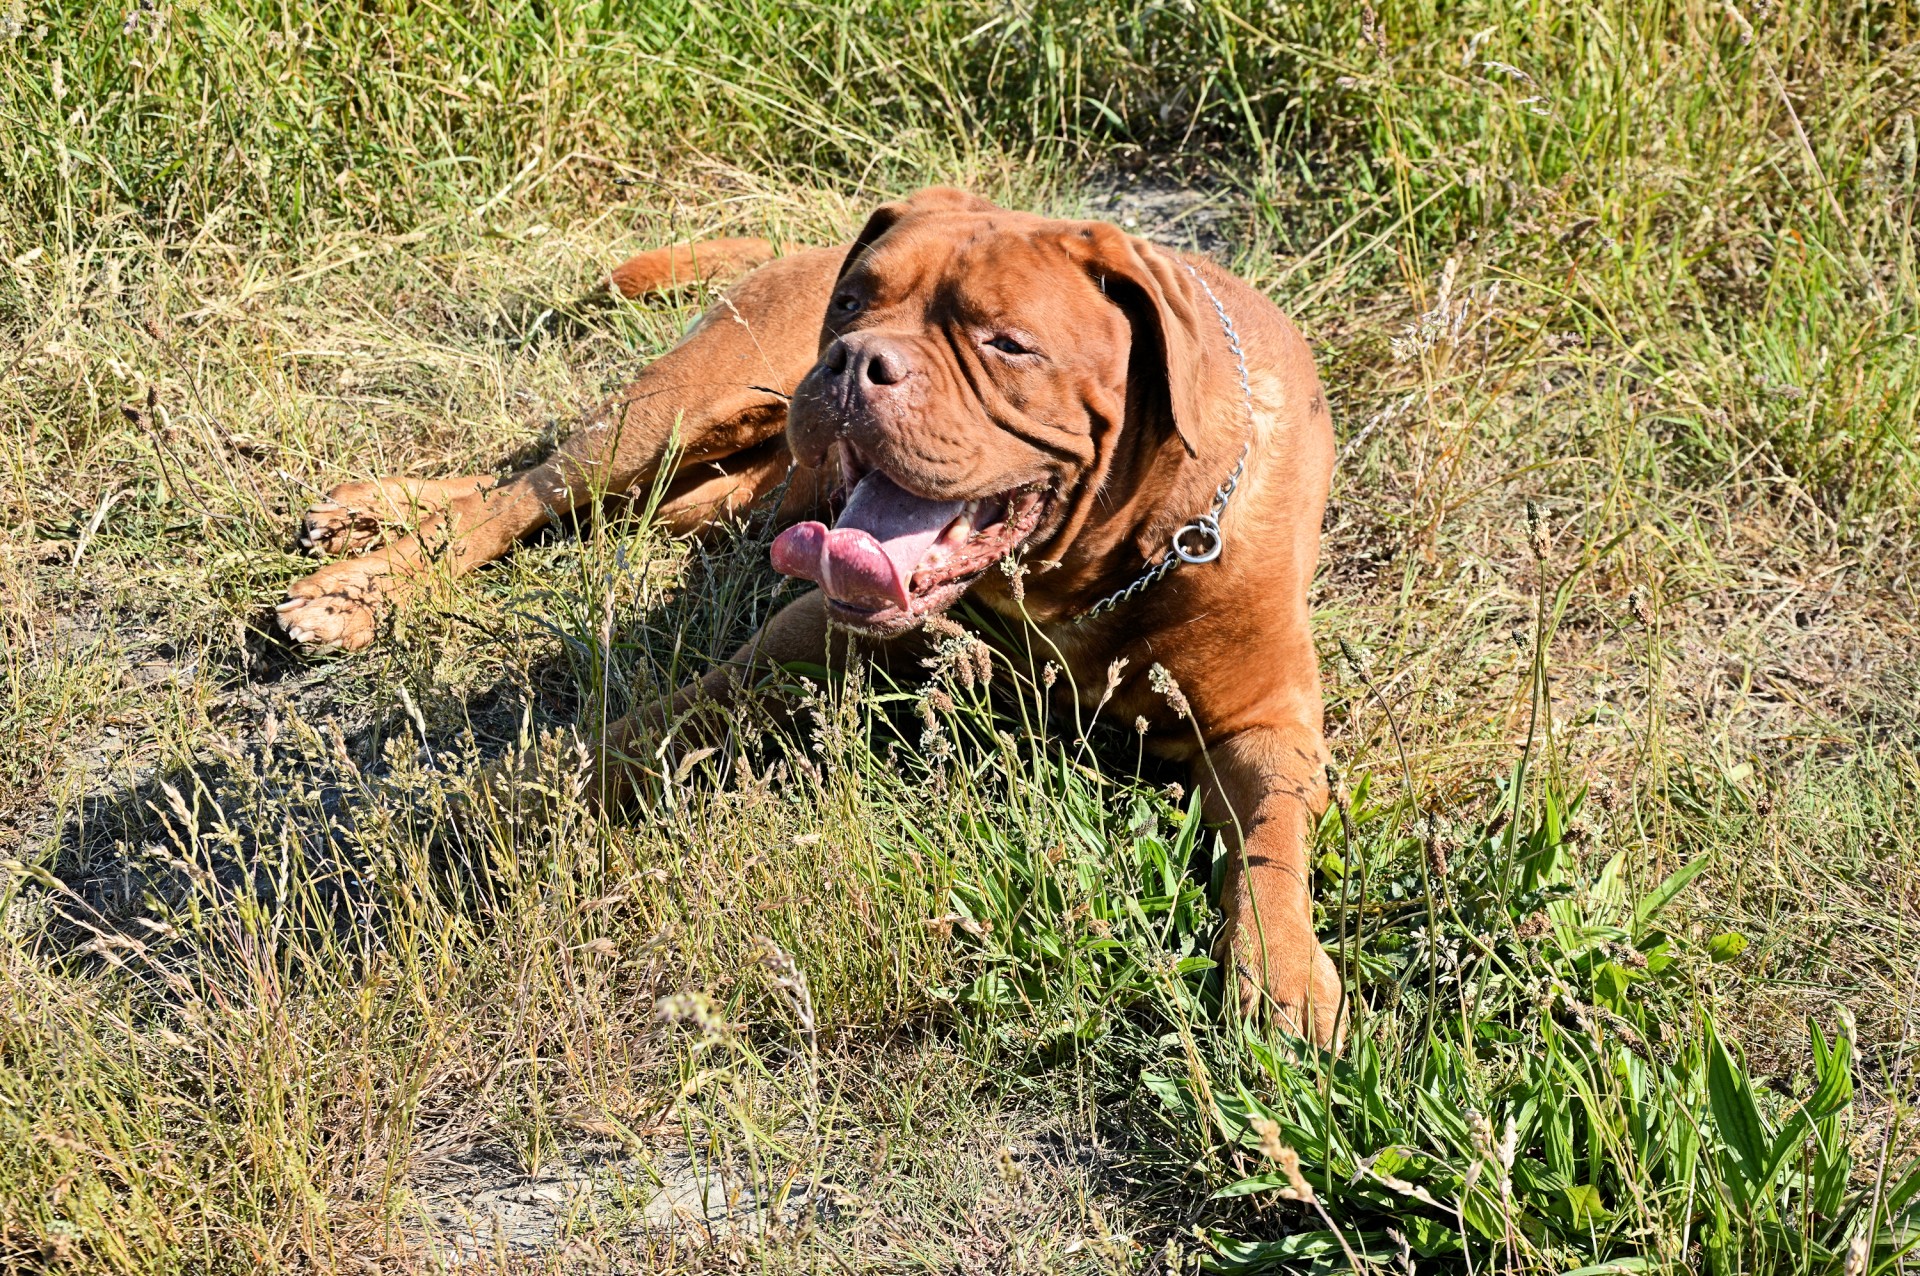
[1074,262,1254,624]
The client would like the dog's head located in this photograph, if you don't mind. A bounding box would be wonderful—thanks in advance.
[776,188,1218,636]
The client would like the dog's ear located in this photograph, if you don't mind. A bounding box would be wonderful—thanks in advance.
[1061,223,1209,458]
[837,188,1000,281]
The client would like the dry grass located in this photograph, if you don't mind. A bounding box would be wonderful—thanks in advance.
[3,1,1919,1271]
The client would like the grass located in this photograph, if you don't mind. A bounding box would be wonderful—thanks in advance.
[3,0,1919,1271]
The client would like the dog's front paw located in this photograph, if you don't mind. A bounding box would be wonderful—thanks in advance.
[1219,910,1344,1047]
[298,499,385,557]
[275,567,385,653]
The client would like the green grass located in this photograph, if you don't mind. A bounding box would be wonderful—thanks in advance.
[3,0,1919,1272]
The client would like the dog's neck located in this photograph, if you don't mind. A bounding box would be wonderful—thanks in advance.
[970,379,1244,627]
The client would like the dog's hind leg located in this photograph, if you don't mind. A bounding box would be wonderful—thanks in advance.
[606,237,780,300]
[275,246,842,655]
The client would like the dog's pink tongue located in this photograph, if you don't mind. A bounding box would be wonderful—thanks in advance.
[770,471,963,610]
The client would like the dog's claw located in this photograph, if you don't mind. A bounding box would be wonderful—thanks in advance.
[276,570,384,653]
[299,499,384,558]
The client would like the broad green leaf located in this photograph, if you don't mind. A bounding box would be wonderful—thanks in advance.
[1460,1180,1508,1241]
[1805,1020,1854,1120]
[1808,1019,1856,1217]
[1400,1213,1464,1257]
[1707,932,1748,962]
[1545,1088,1576,1181]
[1561,1182,1611,1223]
[1589,851,1628,918]
[1706,1025,1770,1201]
[1141,1071,1188,1113]
[1212,1172,1293,1200]
[1633,855,1711,929]
[1812,1122,1852,1220]
[1592,960,1632,1007]
[1204,1229,1390,1270]
[1761,1113,1812,1193]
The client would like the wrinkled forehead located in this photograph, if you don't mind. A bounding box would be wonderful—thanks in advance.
[853,213,1110,327]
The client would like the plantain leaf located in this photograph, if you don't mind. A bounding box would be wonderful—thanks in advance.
[1633,855,1711,930]
[1805,1020,1855,1121]
[1706,1024,1770,1204]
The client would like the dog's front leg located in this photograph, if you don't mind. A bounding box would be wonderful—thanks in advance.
[1195,722,1344,1045]
[277,249,842,655]
[589,589,852,807]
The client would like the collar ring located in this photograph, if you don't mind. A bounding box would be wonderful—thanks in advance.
[1172,516,1223,564]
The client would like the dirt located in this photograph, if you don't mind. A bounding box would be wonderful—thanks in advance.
[398,1125,1119,1269]
[408,1144,822,1264]
[1082,174,1240,255]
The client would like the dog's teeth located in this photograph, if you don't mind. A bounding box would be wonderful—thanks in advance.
[275,599,304,613]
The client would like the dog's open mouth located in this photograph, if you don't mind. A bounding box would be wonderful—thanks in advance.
[770,444,1048,633]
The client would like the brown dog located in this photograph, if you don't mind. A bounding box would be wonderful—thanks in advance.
[276,188,1341,1042]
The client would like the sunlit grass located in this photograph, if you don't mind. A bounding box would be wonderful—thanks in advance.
[2,1,1917,1272]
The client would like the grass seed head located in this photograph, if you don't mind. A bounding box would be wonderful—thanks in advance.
[1425,812,1451,879]
[1244,1112,1320,1205]
[1250,1114,1284,1163]
[1845,1229,1869,1276]
[1278,1144,1315,1202]
[999,552,1027,602]
[1147,662,1189,719]
[1467,1109,1495,1157]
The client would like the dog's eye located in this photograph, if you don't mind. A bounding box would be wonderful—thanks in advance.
[833,294,862,314]
[985,335,1030,355]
